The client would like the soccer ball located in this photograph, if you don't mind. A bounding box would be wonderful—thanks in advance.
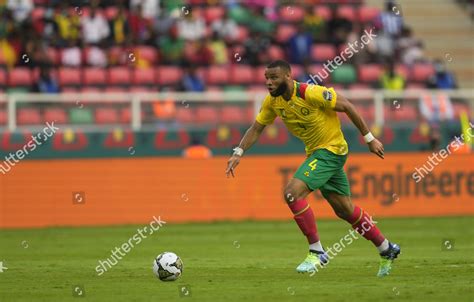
[153,252,183,281]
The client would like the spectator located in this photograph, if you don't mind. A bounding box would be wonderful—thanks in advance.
[61,38,82,67]
[243,31,270,65]
[211,9,238,42]
[85,43,108,67]
[6,0,33,25]
[181,64,205,92]
[0,38,17,69]
[130,0,160,20]
[429,59,458,89]
[397,26,424,65]
[208,33,228,65]
[54,3,81,46]
[377,0,403,38]
[287,25,313,65]
[33,67,60,93]
[177,10,206,41]
[419,87,455,151]
[109,5,130,45]
[22,35,52,69]
[158,25,185,65]
[326,6,353,47]
[297,60,321,85]
[182,136,213,159]
[303,5,326,42]
[81,5,110,45]
[128,3,152,43]
[379,60,405,90]
[186,39,213,66]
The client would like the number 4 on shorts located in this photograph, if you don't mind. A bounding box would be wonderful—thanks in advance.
[308,159,317,171]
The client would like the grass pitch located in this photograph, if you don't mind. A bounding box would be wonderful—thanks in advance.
[0,216,473,302]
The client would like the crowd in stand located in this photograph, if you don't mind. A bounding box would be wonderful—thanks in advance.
[0,0,458,94]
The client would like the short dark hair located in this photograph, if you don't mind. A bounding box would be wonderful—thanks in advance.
[267,60,291,73]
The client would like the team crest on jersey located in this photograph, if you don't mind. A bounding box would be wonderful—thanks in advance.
[323,90,333,101]
[300,107,310,116]
[304,171,310,177]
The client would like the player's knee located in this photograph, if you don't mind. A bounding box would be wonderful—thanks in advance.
[283,188,298,204]
[333,205,352,220]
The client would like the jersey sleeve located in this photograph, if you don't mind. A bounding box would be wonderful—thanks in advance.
[304,84,338,110]
[255,95,277,125]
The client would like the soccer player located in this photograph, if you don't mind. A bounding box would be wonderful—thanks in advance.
[225,60,400,276]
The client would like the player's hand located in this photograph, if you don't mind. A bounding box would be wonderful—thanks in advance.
[226,155,241,178]
[368,138,384,159]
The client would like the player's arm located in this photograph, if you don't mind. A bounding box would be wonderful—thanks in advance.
[225,121,266,178]
[333,94,385,159]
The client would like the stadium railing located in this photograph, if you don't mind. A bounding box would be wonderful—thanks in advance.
[0,89,473,132]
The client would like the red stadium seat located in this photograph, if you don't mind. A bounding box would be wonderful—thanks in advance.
[105,6,118,20]
[8,68,33,87]
[119,107,145,123]
[221,106,245,124]
[62,87,79,93]
[392,105,418,121]
[83,68,107,86]
[279,6,305,22]
[206,66,229,85]
[132,68,155,86]
[95,108,119,124]
[204,6,225,23]
[107,67,131,86]
[411,64,435,82]
[0,69,6,87]
[268,45,285,61]
[195,107,219,124]
[104,87,128,93]
[337,5,357,21]
[44,108,68,124]
[0,109,6,125]
[59,69,80,86]
[31,7,45,20]
[255,66,267,85]
[358,64,384,83]
[176,108,194,123]
[230,65,254,85]
[135,46,158,65]
[46,47,60,65]
[309,64,330,82]
[17,108,41,125]
[406,83,425,90]
[130,86,154,93]
[80,87,103,93]
[275,24,297,44]
[395,64,409,79]
[235,26,249,43]
[156,67,183,86]
[314,6,332,21]
[311,44,336,62]
[358,6,380,23]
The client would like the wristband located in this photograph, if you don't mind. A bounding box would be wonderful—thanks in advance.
[364,132,375,143]
[233,147,244,156]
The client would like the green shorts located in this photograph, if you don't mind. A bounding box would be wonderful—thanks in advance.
[294,148,351,197]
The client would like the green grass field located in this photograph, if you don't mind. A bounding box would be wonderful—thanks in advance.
[0,216,473,302]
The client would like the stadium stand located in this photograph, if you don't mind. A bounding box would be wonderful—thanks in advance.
[0,0,470,127]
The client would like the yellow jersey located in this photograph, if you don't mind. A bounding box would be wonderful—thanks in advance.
[256,81,348,156]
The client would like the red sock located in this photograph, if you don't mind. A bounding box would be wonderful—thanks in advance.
[346,206,385,246]
[288,199,319,244]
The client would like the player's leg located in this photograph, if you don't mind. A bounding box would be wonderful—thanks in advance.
[320,169,401,277]
[290,150,337,273]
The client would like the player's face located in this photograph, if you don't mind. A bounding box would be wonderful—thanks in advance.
[265,67,290,97]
